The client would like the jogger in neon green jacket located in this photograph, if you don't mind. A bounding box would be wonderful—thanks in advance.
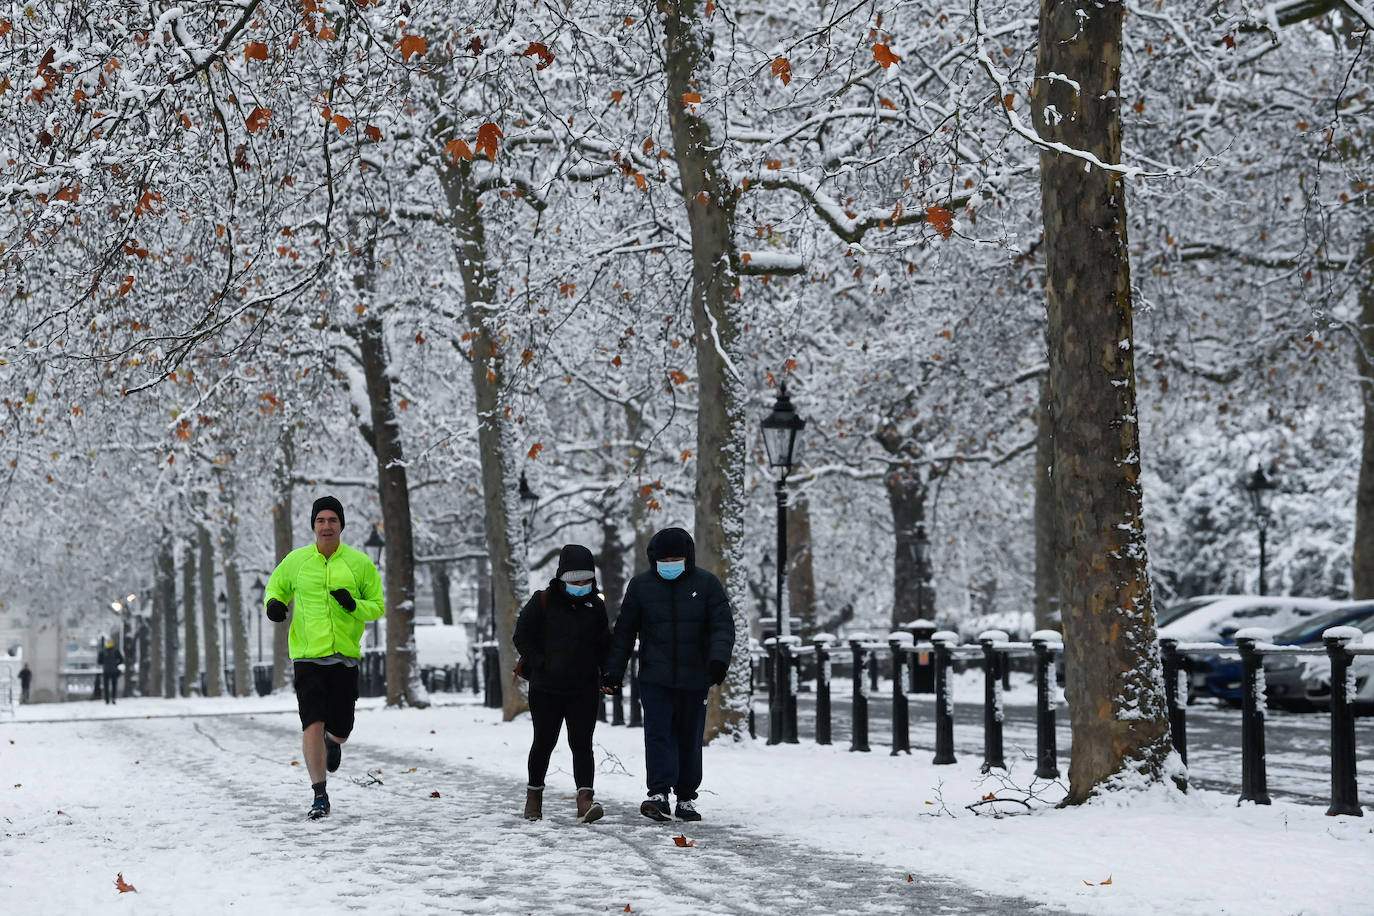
[264,495,385,820]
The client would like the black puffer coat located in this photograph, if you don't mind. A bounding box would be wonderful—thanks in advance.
[514,551,612,696]
[604,527,735,690]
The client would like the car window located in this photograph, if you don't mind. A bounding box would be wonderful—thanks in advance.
[1274,607,1374,642]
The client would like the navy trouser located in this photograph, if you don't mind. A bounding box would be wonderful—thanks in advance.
[639,682,709,800]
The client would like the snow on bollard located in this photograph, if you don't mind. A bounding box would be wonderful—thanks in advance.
[1234,630,1272,805]
[848,635,874,753]
[1323,626,1363,817]
[888,631,914,756]
[931,631,959,765]
[813,635,835,746]
[978,631,1007,771]
[1031,630,1063,780]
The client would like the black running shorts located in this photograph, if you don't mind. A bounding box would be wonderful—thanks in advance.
[293,661,359,739]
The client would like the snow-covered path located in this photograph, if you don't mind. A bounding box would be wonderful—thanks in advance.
[5,693,1374,914]
[3,700,1060,914]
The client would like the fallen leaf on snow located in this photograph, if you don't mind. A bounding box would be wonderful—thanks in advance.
[672,835,694,847]
[1100,876,1113,885]
[981,792,997,801]
[115,873,136,893]
[406,768,417,773]
[430,791,441,798]
[291,760,300,766]
[907,875,914,883]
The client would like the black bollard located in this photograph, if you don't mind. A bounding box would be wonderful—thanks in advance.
[483,644,502,709]
[869,642,881,694]
[1236,635,1271,805]
[766,641,782,745]
[850,639,870,753]
[932,633,957,765]
[980,635,1006,770]
[628,650,643,728]
[781,640,799,744]
[1159,638,1188,766]
[890,636,911,755]
[1032,634,1060,779]
[1325,634,1362,816]
[815,638,832,746]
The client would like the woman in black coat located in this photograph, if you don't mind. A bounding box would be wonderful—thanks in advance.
[513,543,612,823]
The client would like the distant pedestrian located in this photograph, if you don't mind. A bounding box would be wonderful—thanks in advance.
[100,640,123,704]
[602,527,734,822]
[18,662,31,703]
[514,544,612,823]
[264,495,385,820]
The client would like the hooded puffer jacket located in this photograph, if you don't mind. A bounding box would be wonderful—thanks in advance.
[604,527,735,690]
[514,544,612,695]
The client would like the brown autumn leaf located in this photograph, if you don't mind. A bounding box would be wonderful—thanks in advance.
[771,57,791,85]
[527,442,543,460]
[364,124,383,142]
[115,873,137,894]
[682,91,701,106]
[872,43,901,68]
[243,41,268,61]
[907,874,914,883]
[521,348,534,365]
[981,792,997,801]
[680,450,693,462]
[330,113,352,134]
[397,34,427,60]
[926,205,954,239]
[672,834,695,847]
[475,122,503,160]
[522,41,555,70]
[117,275,134,296]
[668,370,688,386]
[444,138,473,163]
[1100,876,1113,885]
[610,90,624,103]
[245,106,272,133]
[430,791,441,798]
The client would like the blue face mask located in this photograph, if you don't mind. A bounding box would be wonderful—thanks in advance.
[656,560,686,580]
[565,582,593,597]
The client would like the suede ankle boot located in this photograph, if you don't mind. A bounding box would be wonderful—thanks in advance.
[523,787,543,820]
[576,789,603,823]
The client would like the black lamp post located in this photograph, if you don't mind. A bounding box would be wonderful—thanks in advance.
[251,577,265,664]
[761,381,806,744]
[914,522,931,620]
[1243,466,1277,596]
[364,525,385,648]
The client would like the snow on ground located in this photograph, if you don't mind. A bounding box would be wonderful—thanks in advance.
[3,692,1372,915]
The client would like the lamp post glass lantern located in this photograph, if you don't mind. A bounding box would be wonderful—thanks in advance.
[761,383,806,639]
[1243,466,1278,596]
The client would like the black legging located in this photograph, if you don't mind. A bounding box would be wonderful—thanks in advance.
[527,688,599,790]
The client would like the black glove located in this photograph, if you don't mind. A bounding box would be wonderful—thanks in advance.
[265,598,288,623]
[330,589,357,612]
[709,660,728,686]
[601,672,622,691]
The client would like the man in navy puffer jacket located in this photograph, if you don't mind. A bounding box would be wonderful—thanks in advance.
[603,527,735,822]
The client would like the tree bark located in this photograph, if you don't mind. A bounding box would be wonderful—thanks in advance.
[432,563,453,626]
[223,516,251,697]
[198,524,222,697]
[156,532,176,698]
[661,0,750,742]
[600,518,629,622]
[182,535,200,696]
[1033,375,1063,631]
[786,491,818,635]
[1353,227,1374,598]
[271,480,293,691]
[883,466,934,631]
[1032,0,1176,801]
[437,159,527,721]
[358,308,428,708]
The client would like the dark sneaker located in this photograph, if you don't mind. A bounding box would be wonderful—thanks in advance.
[640,793,671,822]
[308,792,331,820]
[325,737,341,773]
[674,799,701,822]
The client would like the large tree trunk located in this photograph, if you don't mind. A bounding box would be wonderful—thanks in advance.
[1032,0,1175,801]
[600,518,629,622]
[224,516,251,697]
[271,480,293,691]
[661,0,750,742]
[883,465,934,631]
[358,309,428,709]
[156,533,176,698]
[437,159,527,721]
[1353,228,1374,598]
[432,563,454,626]
[182,535,200,696]
[786,491,818,636]
[198,524,222,697]
[1033,375,1063,631]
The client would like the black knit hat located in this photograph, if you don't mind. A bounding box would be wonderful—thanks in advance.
[310,495,345,530]
[555,544,596,582]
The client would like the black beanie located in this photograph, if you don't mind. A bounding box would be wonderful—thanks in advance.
[310,495,346,530]
[555,544,596,581]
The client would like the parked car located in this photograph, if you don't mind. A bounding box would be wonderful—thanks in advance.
[1294,612,1374,713]
[1235,603,1374,710]
[1156,595,1227,628]
[1156,595,1343,705]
